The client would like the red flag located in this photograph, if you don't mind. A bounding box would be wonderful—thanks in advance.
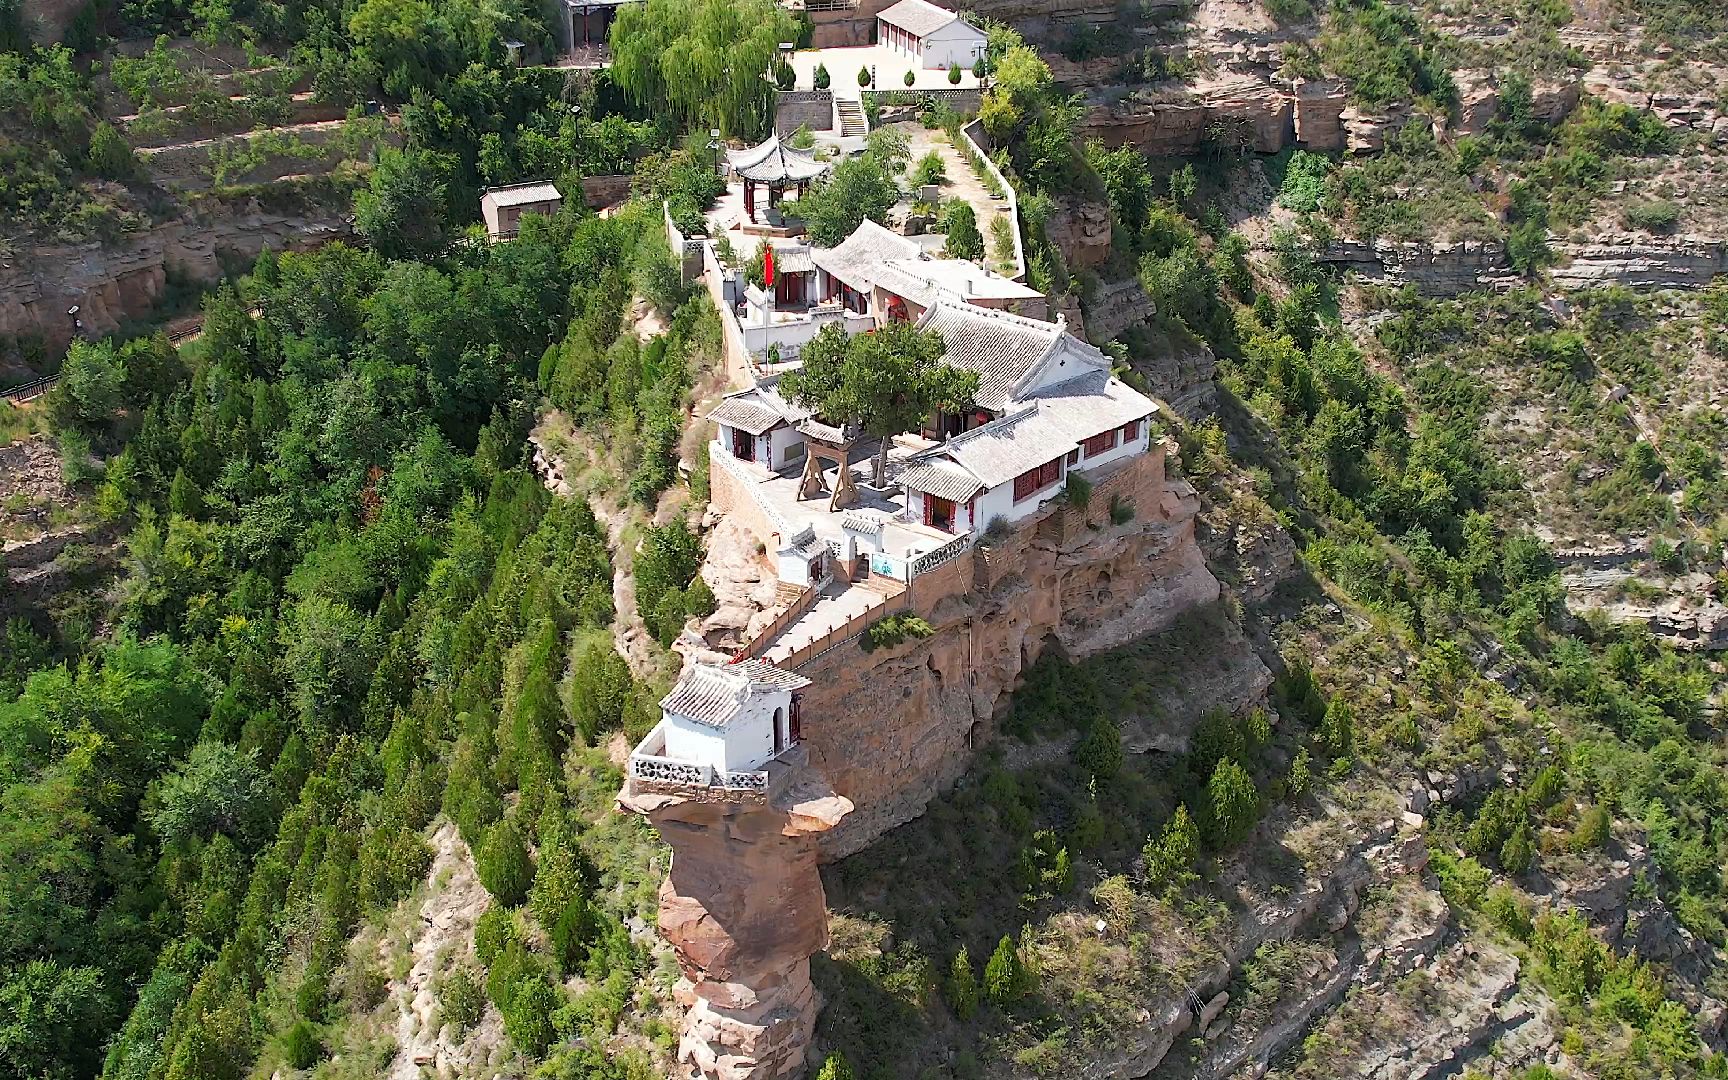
[764,245,775,287]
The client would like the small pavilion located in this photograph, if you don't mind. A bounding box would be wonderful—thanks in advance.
[727,135,830,224]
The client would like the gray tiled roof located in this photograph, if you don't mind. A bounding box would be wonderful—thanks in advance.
[898,460,985,501]
[877,0,961,37]
[812,219,921,293]
[904,371,1156,490]
[482,181,562,207]
[661,660,811,729]
[915,301,1063,412]
[706,384,808,436]
[728,135,830,184]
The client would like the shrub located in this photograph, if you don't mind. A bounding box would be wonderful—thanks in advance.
[947,947,979,1019]
[1568,804,1612,851]
[1203,759,1260,848]
[857,65,871,88]
[476,818,535,907]
[440,967,485,1033]
[1109,493,1135,524]
[941,200,983,261]
[903,68,916,87]
[982,935,1024,1006]
[948,62,962,85]
[1072,714,1122,780]
[816,1054,856,1080]
[861,612,934,652]
[87,122,138,180]
[972,57,985,79]
[910,150,946,187]
[280,1020,324,1069]
[776,59,796,90]
[815,63,830,90]
[1622,200,1679,233]
[1142,804,1199,894]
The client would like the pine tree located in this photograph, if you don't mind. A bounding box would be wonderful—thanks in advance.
[983,934,1021,1007]
[1500,822,1535,874]
[1142,803,1199,894]
[948,947,979,1019]
[1318,698,1355,759]
[815,1052,855,1080]
[168,467,204,518]
[1204,759,1260,848]
[475,817,535,907]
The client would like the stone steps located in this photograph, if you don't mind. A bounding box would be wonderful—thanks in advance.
[833,96,867,138]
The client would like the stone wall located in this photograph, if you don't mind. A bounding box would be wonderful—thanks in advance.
[579,173,634,209]
[0,206,349,354]
[775,91,835,136]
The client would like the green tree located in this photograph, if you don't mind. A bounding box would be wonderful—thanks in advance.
[1072,714,1123,781]
[1317,698,1354,759]
[0,960,111,1080]
[353,148,456,261]
[815,1053,855,1080]
[982,934,1023,1007]
[146,742,269,847]
[476,817,535,907]
[790,154,899,247]
[948,947,979,1019]
[609,0,799,137]
[86,122,137,180]
[1204,760,1259,848]
[778,321,978,486]
[1500,822,1535,874]
[1142,803,1198,894]
[167,468,203,519]
[941,200,983,261]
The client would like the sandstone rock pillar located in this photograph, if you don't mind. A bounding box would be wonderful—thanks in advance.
[619,754,852,1080]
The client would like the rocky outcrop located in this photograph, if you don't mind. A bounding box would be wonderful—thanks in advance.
[1292,80,1348,149]
[1045,198,1113,270]
[1549,236,1728,290]
[0,206,346,354]
[1083,77,1308,157]
[619,759,854,1080]
[791,450,1225,857]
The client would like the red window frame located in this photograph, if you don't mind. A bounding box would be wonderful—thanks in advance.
[1012,457,1064,503]
[1121,418,1141,442]
[1083,429,1119,459]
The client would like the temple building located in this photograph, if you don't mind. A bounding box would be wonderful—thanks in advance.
[626,659,811,789]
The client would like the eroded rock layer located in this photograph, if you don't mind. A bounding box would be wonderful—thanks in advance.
[620,766,853,1080]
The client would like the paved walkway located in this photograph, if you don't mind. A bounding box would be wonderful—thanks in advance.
[901,123,1014,275]
[759,579,886,663]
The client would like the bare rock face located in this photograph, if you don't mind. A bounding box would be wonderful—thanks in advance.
[1452,70,1500,137]
[1082,77,1296,157]
[620,768,853,1080]
[0,206,346,354]
[1292,80,1348,150]
[1044,198,1113,270]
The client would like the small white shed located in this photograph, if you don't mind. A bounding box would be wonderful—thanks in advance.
[480,181,563,239]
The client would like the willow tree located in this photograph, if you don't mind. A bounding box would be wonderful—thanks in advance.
[609,0,797,138]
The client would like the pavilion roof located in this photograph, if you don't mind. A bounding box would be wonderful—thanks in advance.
[728,135,830,185]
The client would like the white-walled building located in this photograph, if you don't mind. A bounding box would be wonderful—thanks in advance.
[897,300,1155,534]
[480,181,562,239]
[875,0,986,72]
[809,219,1042,324]
[629,660,812,788]
[707,381,811,470]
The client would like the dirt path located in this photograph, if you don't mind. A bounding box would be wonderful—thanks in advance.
[382,821,502,1079]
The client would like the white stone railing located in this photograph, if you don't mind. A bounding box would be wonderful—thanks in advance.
[910,534,971,578]
[626,721,789,792]
[630,754,713,786]
[959,119,1026,283]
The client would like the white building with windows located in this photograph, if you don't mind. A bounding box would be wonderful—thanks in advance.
[875,0,987,72]
[896,300,1154,534]
[628,660,812,792]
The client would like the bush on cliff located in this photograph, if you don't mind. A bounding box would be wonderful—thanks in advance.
[476,817,536,907]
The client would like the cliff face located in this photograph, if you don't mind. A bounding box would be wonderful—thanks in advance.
[792,448,1222,857]
[620,759,854,1080]
[1,205,346,354]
